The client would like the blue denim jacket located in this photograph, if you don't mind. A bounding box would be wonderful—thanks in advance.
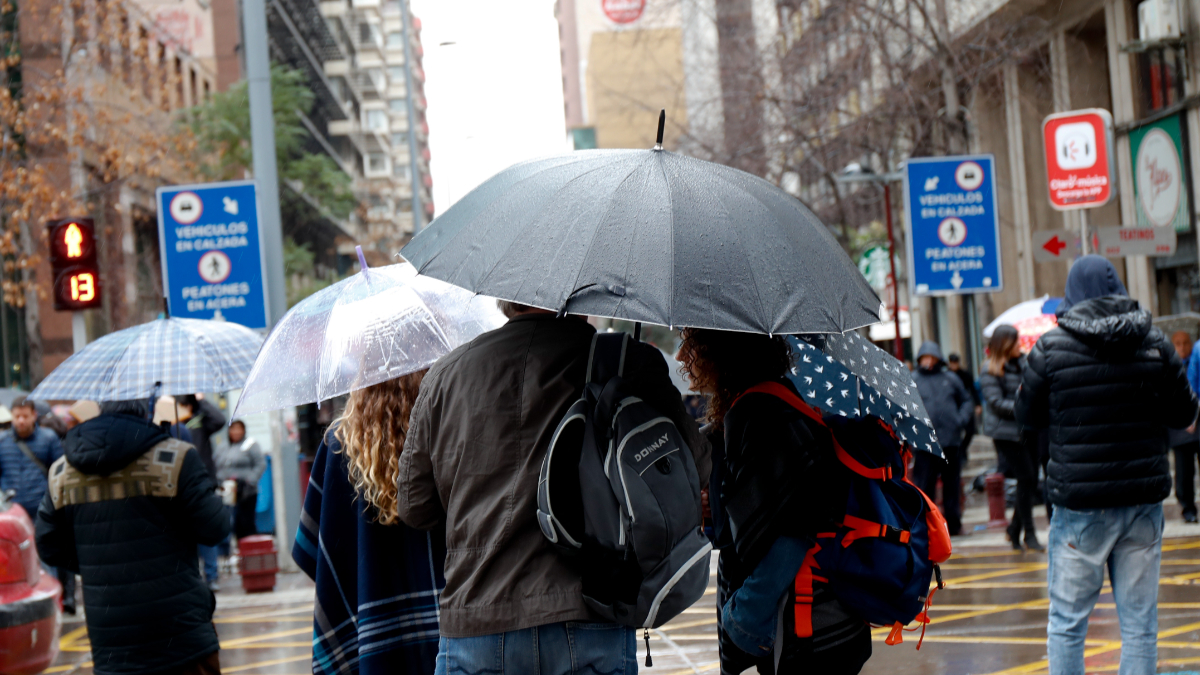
[720,536,810,655]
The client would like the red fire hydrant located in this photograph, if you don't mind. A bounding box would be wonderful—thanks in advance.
[237,535,278,593]
[985,473,1008,529]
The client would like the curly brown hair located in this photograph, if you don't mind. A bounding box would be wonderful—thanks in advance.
[333,369,426,525]
[677,328,793,430]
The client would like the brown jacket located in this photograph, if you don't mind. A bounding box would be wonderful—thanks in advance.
[398,313,709,637]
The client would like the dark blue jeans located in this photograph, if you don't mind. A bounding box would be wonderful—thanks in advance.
[434,621,636,675]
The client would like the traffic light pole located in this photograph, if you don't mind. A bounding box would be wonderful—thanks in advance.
[242,0,301,567]
[72,313,86,352]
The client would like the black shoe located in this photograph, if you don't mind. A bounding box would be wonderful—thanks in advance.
[62,603,76,616]
[1024,538,1046,553]
[1007,525,1023,550]
[1185,511,1198,524]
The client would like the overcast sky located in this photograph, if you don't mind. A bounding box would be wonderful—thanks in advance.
[410,0,568,216]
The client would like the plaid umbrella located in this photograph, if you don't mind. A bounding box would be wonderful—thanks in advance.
[788,336,942,457]
[30,318,263,402]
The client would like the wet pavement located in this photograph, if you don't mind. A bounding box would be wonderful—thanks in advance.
[41,446,1200,675]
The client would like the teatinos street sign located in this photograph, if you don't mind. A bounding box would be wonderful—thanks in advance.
[1093,226,1177,257]
[1042,109,1116,210]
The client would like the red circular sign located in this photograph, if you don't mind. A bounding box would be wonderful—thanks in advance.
[602,0,645,24]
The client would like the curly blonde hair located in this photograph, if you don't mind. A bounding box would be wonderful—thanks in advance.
[333,369,426,525]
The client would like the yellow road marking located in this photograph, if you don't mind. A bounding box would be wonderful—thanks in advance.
[949,549,1024,560]
[219,627,312,648]
[984,619,1200,675]
[43,662,92,674]
[59,626,90,653]
[221,655,312,673]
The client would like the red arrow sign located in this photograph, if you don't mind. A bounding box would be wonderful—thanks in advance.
[1042,235,1067,257]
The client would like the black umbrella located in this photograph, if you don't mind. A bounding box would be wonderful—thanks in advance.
[401,114,880,335]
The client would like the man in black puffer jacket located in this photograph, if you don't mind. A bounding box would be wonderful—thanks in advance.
[35,400,230,675]
[1016,255,1197,675]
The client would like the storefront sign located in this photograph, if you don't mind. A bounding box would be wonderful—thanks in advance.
[1130,114,1192,232]
[1042,109,1115,210]
[602,0,645,23]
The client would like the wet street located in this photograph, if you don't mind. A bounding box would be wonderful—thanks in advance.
[41,531,1200,675]
[41,448,1200,675]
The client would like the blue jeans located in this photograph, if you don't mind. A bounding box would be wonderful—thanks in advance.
[434,621,636,675]
[198,544,219,583]
[1047,503,1163,675]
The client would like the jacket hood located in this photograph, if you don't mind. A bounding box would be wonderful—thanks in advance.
[64,413,170,475]
[1059,255,1128,314]
[1057,296,1151,351]
[917,341,944,363]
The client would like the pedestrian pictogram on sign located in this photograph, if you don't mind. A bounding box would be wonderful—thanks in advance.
[1042,109,1116,210]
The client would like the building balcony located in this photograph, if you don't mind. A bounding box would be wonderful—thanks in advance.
[319,0,348,17]
[329,119,360,135]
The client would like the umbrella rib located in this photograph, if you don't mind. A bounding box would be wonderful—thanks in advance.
[658,153,676,328]
[701,168,772,332]
[461,154,637,297]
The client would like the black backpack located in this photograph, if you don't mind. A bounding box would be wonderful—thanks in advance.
[536,332,711,638]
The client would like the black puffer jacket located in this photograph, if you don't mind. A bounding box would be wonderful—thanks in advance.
[979,358,1023,442]
[1015,297,1198,509]
[35,413,229,675]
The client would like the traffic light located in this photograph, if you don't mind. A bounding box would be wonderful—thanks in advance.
[48,218,102,311]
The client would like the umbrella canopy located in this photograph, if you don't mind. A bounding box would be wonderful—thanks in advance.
[788,335,941,456]
[233,262,505,417]
[30,318,263,402]
[984,296,1062,353]
[400,149,880,335]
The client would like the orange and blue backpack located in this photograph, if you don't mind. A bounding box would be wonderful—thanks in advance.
[739,382,953,648]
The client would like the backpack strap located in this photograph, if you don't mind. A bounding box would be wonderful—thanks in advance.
[587,332,629,384]
[736,382,893,481]
[792,533,835,639]
[840,514,910,547]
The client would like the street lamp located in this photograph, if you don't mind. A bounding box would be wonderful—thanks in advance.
[837,165,905,361]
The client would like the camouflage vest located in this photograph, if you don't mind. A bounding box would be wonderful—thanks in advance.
[48,438,192,508]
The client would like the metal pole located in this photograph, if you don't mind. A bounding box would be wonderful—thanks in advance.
[241,0,300,565]
[883,183,904,361]
[398,0,424,234]
[71,313,87,352]
[1079,209,1090,256]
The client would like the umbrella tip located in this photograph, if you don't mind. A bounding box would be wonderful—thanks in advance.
[654,110,665,150]
[356,245,369,277]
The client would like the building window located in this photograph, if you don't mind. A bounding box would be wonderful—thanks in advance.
[365,109,388,131]
[392,132,406,146]
[389,66,405,83]
[360,23,373,43]
[387,31,404,49]
[389,98,407,113]
[393,163,411,181]
[395,198,413,212]
[366,153,389,175]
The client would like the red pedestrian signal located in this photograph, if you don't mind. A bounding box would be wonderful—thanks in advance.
[48,218,102,311]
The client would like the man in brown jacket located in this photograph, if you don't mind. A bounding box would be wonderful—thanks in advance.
[398,304,708,674]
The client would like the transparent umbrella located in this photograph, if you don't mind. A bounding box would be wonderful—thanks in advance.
[233,256,505,417]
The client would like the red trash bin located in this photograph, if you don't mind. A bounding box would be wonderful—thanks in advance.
[237,535,278,593]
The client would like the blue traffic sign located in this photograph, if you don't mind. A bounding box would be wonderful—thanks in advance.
[156,181,269,329]
[903,155,1002,296]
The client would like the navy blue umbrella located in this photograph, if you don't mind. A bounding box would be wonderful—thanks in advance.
[788,337,942,456]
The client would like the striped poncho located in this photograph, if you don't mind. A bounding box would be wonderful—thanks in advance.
[293,429,447,675]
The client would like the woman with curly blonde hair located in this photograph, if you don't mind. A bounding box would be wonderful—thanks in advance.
[293,370,446,675]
